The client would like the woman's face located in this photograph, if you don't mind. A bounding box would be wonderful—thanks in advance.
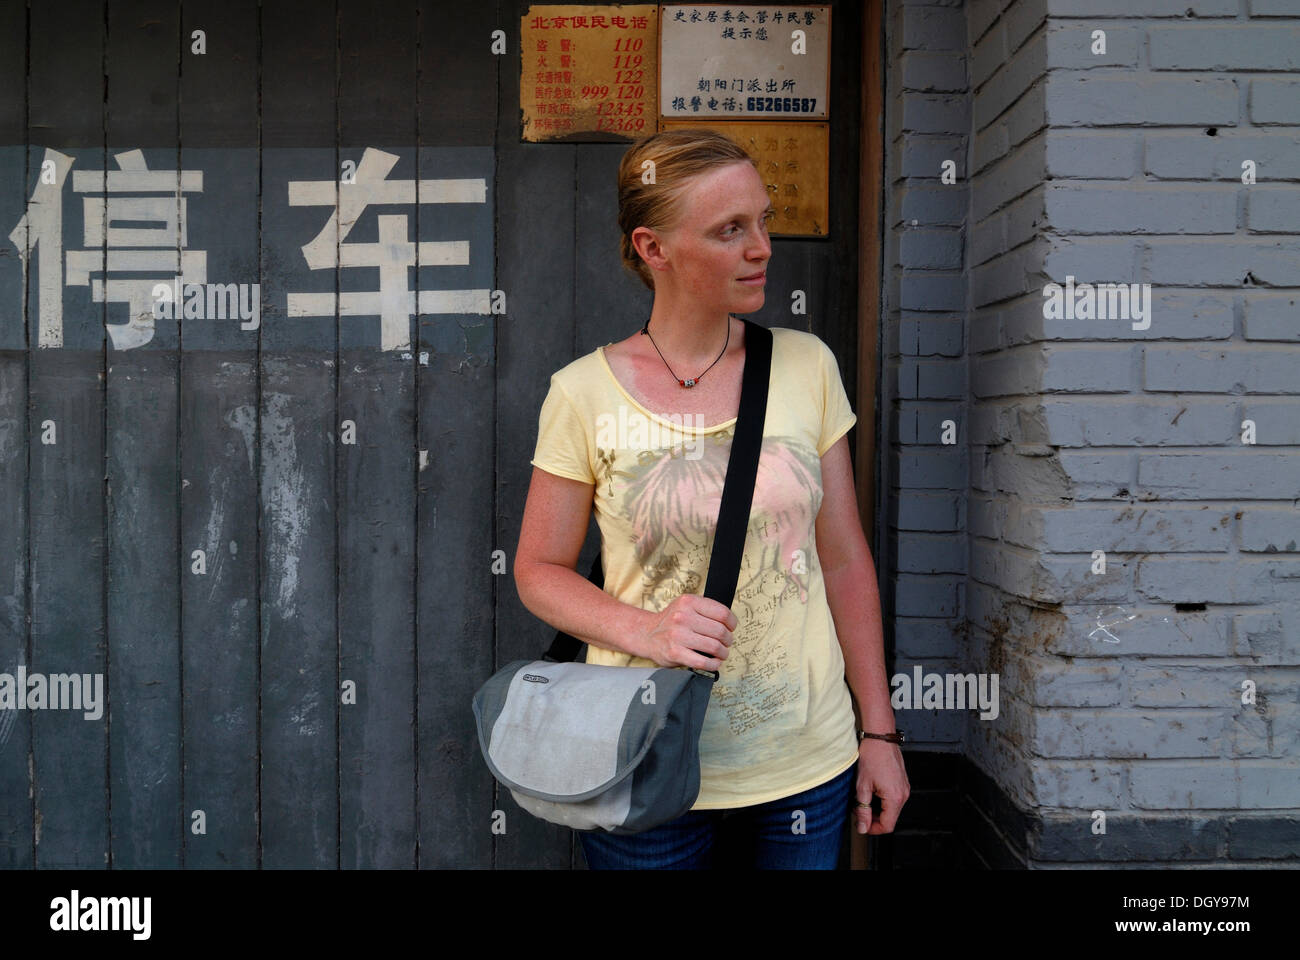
[655,161,774,314]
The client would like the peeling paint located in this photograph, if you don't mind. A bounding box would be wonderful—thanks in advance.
[261,393,307,620]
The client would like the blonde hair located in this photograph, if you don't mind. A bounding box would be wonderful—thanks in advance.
[617,129,759,291]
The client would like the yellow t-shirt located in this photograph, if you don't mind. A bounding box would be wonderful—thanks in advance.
[528,324,860,809]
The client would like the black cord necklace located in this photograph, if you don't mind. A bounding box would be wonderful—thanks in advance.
[639,315,731,388]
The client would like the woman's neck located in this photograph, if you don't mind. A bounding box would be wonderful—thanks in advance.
[641,308,735,368]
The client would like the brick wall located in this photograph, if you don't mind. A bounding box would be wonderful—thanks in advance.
[880,0,1300,867]
[879,0,974,866]
[963,0,1051,867]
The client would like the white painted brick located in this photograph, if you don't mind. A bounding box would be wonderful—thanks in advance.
[1246,186,1300,232]
[1150,25,1300,71]
[1136,556,1300,604]
[1144,345,1300,393]
[1129,665,1263,708]
[1046,183,1236,234]
[1030,760,1125,807]
[894,491,966,531]
[1033,708,1229,758]
[1239,509,1300,551]
[1233,607,1300,665]
[1056,450,1138,499]
[1047,130,1141,178]
[1139,452,1300,499]
[1130,760,1300,809]
[1005,502,1234,552]
[1239,402,1300,445]
[974,33,1048,131]
[1250,79,1300,124]
[901,51,970,92]
[1145,238,1300,286]
[1145,131,1300,180]
[1243,293,1300,341]
[1043,235,1140,284]
[1021,654,1124,706]
[893,573,963,617]
[1045,22,1141,69]
[1047,0,1236,14]
[1047,74,1238,126]
[894,618,966,659]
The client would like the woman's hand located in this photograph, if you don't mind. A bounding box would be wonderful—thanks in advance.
[853,739,910,835]
[637,594,738,670]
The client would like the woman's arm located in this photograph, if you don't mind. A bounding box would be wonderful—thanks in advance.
[814,434,910,834]
[514,467,656,658]
[815,436,893,730]
[514,466,737,669]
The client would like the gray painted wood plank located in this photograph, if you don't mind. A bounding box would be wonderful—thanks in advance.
[257,354,338,867]
[337,347,417,867]
[104,2,183,868]
[414,0,499,872]
[26,2,107,869]
[177,0,261,868]
[415,143,496,868]
[105,348,182,866]
[178,354,261,867]
[0,348,32,867]
[416,0,499,149]
[29,350,109,868]
[180,0,261,150]
[337,0,418,868]
[0,0,31,866]
[259,0,339,868]
[29,0,103,150]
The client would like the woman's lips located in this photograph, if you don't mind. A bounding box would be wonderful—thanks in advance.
[738,271,766,285]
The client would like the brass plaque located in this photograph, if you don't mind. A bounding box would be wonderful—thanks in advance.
[659,119,829,237]
[520,5,659,142]
[659,4,831,120]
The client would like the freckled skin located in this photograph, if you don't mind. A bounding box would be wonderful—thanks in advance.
[646,162,774,317]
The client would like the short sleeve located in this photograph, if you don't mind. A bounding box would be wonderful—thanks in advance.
[529,376,596,484]
[816,337,857,457]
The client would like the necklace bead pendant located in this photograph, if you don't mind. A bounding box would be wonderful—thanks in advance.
[681,378,696,388]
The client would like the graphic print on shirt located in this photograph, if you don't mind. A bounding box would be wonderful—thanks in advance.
[600,428,826,744]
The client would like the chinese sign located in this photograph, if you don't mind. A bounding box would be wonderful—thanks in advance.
[8,148,207,351]
[520,4,659,142]
[659,5,830,120]
[660,118,828,235]
[285,148,489,352]
[6,146,491,352]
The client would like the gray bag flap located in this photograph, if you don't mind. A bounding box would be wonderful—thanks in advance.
[472,659,695,803]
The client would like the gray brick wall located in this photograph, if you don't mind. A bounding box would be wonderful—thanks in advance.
[881,0,1300,866]
[882,0,973,762]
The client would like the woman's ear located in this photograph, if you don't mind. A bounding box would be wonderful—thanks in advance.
[632,224,669,274]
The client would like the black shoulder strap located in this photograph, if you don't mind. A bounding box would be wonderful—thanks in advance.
[545,318,773,662]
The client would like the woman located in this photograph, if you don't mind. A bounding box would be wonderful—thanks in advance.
[513,129,908,869]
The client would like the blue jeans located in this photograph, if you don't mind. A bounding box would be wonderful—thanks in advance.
[578,762,857,870]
